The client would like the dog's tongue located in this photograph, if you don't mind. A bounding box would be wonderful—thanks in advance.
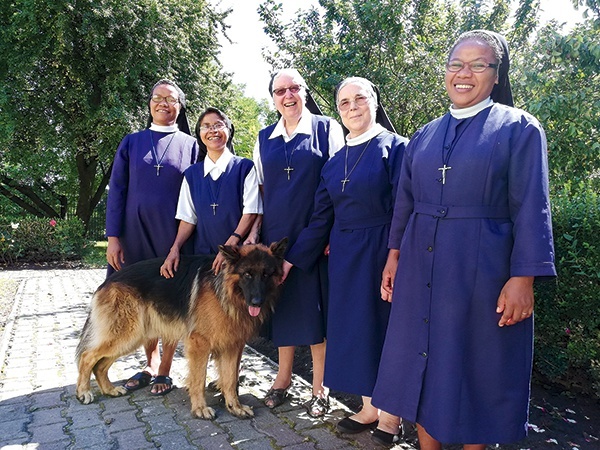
[248,306,261,317]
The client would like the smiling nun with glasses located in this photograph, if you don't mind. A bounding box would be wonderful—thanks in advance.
[105,78,199,396]
[281,76,408,446]
[372,30,556,449]
[160,106,262,277]
[248,69,345,417]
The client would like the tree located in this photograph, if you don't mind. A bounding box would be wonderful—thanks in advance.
[513,20,600,192]
[0,0,233,229]
[257,0,536,137]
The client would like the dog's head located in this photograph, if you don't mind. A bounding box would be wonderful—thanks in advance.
[218,238,288,318]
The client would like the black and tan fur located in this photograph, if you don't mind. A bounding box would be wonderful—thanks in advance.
[76,239,287,419]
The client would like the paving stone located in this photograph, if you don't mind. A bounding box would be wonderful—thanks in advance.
[30,388,66,409]
[0,431,30,447]
[234,436,276,449]
[67,408,104,430]
[151,430,197,450]
[0,417,29,441]
[145,412,185,436]
[302,427,356,450]
[29,422,70,444]
[111,426,155,449]
[192,432,231,449]
[69,424,111,448]
[103,410,147,433]
[30,406,65,426]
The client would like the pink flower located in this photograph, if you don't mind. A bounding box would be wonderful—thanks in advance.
[49,219,57,227]
[565,328,571,335]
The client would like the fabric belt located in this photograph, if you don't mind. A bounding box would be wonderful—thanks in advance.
[338,212,393,231]
[413,202,510,219]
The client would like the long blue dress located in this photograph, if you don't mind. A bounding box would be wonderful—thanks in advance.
[286,129,407,396]
[183,157,255,254]
[372,103,556,444]
[106,129,198,274]
[258,115,335,346]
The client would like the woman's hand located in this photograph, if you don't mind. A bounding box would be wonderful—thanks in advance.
[106,236,124,271]
[160,248,180,278]
[281,260,293,284]
[381,249,400,302]
[496,276,535,327]
[212,252,227,275]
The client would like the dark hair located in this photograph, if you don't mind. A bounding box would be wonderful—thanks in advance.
[145,78,192,134]
[448,30,503,72]
[194,107,235,160]
[149,78,186,109]
[449,30,514,107]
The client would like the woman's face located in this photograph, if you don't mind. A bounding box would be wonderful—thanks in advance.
[198,112,230,153]
[445,40,498,109]
[149,84,181,126]
[272,73,306,122]
[337,83,376,138]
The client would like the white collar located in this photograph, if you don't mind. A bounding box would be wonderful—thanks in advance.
[346,123,385,146]
[269,108,314,142]
[204,149,234,177]
[449,97,494,119]
[149,123,179,132]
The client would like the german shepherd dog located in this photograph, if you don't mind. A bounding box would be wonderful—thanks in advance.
[76,239,287,419]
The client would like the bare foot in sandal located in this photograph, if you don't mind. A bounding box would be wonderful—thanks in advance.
[124,371,154,391]
[264,383,291,408]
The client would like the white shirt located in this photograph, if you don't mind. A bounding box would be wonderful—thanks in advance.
[175,149,263,225]
[252,108,345,184]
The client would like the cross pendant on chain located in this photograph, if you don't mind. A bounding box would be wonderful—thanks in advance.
[438,164,452,184]
[154,164,163,176]
[284,166,294,180]
[341,178,349,192]
[210,203,218,215]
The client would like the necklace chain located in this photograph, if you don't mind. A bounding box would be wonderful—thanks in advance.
[150,131,177,176]
[341,138,373,192]
[283,140,300,180]
[438,116,474,185]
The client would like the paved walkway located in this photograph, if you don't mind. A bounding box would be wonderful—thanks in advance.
[0,268,414,449]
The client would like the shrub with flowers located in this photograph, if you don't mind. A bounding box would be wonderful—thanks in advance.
[0,216,91,264]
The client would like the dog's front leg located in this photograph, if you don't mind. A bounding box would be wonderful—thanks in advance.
[185,332,215,419]
[218,344,253,418]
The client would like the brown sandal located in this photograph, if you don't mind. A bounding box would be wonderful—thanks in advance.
[264,384,291,409]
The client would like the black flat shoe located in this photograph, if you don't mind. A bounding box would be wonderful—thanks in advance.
[336,417,379,434]
[371,428,401,446]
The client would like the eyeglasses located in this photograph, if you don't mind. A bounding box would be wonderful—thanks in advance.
[272,85,303,97]
[337,95,370,111]
[446,60,498,73]
[151,94,179,104]
[199,122,227,132]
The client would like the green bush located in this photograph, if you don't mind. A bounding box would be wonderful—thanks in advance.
[0,216,92,264]
[534,186,600,397]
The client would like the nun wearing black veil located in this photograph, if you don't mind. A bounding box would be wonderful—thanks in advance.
[105,79,198,395]
[372,30,556,448]
[282,76,408,446]
[250,69,345,417]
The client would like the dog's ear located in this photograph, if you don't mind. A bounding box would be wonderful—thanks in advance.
[269,237,288,259]
[219,244,241,264]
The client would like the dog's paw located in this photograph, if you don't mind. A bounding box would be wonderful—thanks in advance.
[191,405,216,420]
[77,391,95,404]
[106,386,128,397]
[228,403,254,419]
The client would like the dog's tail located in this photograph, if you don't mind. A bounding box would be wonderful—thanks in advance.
[75,315,93,364]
